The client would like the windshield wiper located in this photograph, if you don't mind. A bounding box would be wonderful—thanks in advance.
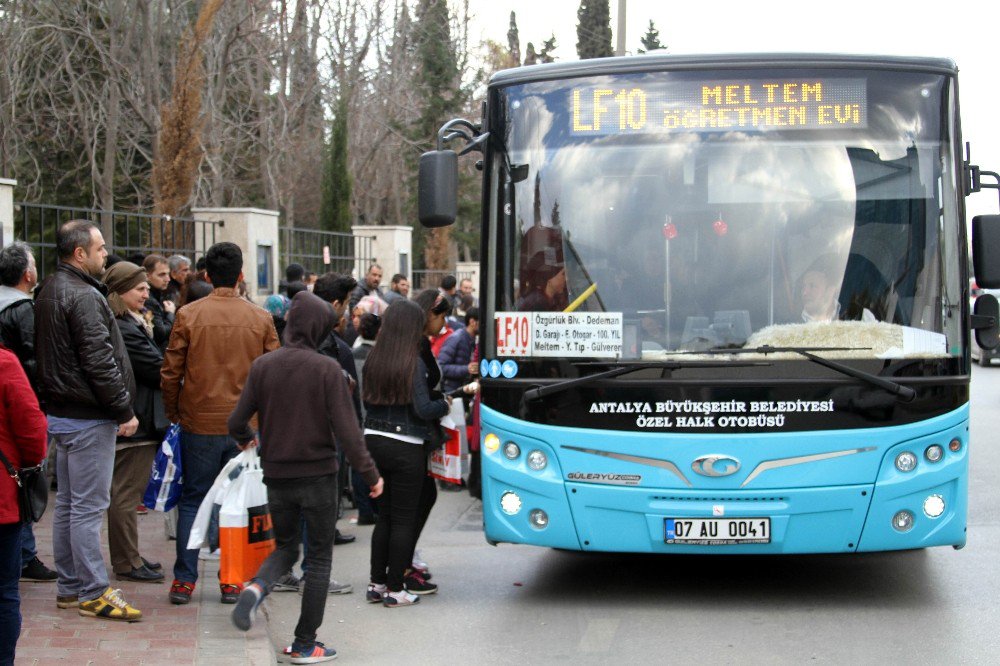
[696,345,916,402]
[521,360,769,402]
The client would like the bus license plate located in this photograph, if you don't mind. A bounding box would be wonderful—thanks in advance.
[665,518,771,544]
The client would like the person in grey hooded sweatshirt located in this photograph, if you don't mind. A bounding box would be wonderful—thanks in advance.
[228,290,383,664]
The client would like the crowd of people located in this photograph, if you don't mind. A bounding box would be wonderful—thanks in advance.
[0,221,481,664]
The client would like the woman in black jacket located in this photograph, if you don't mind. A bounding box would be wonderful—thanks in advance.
[362,299,450,607]
[102,262,166,583]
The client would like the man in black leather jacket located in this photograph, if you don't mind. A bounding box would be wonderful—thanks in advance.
[34,220,143,622]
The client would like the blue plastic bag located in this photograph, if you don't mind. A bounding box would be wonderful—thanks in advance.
[143,423,183,512]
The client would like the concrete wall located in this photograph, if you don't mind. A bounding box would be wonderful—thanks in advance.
[191,207,280,303]
[0,178,15,248]
[352,224,413,288]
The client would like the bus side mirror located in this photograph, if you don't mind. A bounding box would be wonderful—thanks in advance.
[973,293,1000,351]
[972,215,1000,288]
[418,150,458,228]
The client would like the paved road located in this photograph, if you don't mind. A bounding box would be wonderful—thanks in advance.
[260,366,1000,664]
[20,367,997,664]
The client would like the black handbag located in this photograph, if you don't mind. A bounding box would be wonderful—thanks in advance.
[0,448,49,523]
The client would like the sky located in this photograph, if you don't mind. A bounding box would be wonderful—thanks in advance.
[465,0,1000,221]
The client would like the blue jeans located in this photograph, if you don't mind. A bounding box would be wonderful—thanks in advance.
[0,522,22,666]
[19,523,36,567]
[173,431,239,584]
[51,422,117,602]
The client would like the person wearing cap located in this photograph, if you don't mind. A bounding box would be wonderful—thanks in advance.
[102,262,167,584]
[516,252,568,312]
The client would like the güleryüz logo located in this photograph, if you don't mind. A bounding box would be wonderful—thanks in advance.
[567,472,642,486]
[691,455,741,477]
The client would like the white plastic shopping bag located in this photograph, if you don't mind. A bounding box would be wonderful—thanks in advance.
[186,450,248,551]
[429,399,468,484]
[218,448,274,585]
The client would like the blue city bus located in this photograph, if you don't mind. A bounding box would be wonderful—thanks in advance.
[419,54,1000,554]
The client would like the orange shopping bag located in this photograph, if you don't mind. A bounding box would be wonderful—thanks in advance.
[218,449,275,586]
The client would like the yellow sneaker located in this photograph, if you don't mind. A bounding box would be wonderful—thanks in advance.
[78,587,142,622]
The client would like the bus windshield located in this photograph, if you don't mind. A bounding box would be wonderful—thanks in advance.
[492,67,964,361]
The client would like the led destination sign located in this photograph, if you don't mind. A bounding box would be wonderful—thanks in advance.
[570,78,867,134]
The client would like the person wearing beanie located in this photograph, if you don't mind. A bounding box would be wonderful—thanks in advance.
[102,262,166,584]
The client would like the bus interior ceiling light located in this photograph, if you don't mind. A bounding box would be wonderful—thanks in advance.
[895,451,918,472]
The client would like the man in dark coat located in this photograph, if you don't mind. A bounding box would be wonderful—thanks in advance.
[34,220,142,622]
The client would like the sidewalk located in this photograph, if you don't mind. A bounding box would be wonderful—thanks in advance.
[16,490,276,665]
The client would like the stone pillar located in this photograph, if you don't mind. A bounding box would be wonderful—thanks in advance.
[351,225,413,289]
[0,178,15,248]
[190,207,280,303]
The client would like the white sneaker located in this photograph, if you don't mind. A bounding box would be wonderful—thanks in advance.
[383,589,419,608]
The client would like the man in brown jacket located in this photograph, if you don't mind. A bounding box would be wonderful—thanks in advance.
[160,242,279,605]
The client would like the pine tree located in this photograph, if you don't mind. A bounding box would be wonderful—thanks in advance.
[524,42,538,66]
[638,20,664,54]
[539,35,558,63]
[320,96,351,233]
[576,0,613,60]
[507,12,520,67]
[413,0,463,271]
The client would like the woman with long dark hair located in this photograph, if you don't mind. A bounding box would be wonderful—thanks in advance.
[362,299,450,607]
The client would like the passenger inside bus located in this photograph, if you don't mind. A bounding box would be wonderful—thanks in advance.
[799,255,842,323]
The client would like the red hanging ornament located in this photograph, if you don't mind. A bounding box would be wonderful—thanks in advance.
[712,216,728,237]
[662,222,678,240]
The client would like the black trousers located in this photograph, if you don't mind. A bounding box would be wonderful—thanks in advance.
[253,475,338,646]
[366,435,437,591]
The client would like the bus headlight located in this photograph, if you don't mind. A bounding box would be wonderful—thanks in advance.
[895,451,918,472]
[923,494,945,518]
[924,445,943,463]
[484,433,500,454]
[503,442,521,460]
[892,510,915,532]
[500,491,522,515]
[526,450,548,471]
[528,509,549,529]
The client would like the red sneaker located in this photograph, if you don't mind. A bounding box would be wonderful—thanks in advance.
[220,583,243,604]
[169,579,195,605]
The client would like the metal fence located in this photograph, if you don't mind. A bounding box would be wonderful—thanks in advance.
[412,268,476,292]
[279,226,373,278]
[13,203,221,279]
